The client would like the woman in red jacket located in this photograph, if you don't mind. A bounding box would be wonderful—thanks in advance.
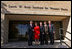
[34,22,40,45]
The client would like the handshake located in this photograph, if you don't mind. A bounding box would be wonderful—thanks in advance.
[32,29,34,31]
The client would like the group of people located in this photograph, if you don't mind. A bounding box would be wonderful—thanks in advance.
[28,20,55,46]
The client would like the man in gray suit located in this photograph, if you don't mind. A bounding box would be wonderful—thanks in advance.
[44,21,48,45]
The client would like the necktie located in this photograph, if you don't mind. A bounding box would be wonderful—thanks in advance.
[49,24,51,32]
[30,24,32,27]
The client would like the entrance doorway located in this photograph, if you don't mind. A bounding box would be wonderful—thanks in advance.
[5,14,69,42]
[8,20,63,42]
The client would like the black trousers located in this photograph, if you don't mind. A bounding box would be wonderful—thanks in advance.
[40,34,44,45]
[44,34,48,44]
[49,32,54,44]
[28,35,33,46]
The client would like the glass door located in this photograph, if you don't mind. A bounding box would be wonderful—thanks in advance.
[8,21,29,42]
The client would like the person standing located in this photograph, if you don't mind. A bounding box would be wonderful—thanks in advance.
[44,21,48,45]
[48,21,55,45]
[34,22,40,45]
[28,21,34,46]
[40,22,44,45]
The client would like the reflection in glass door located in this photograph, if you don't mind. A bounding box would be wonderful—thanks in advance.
[8,21,29,42]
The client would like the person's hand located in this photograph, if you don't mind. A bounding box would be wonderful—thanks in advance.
[38,34,40,36]
[42,32,44,34]
[53,31,55,34]
[47,33,48,34]
[32,29,34,31]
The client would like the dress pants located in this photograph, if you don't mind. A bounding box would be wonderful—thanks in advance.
[28,35,32,46]
[40,33,44,45]
[49,32,54,44]
[44,33,48,45]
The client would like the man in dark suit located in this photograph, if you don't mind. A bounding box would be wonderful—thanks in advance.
[28,21,34,46]
[48,21,55,45]
[40,22,44,45]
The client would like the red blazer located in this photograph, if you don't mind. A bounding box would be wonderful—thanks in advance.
[34,26,40,39]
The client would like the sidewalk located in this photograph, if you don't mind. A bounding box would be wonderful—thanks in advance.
[1,41,68,48]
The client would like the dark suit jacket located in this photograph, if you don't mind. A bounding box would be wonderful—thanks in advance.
[40,26,44,34]
[44,25,48,34]
[40,26,44,41]
[48,24,55,34]
[28,24,34,38]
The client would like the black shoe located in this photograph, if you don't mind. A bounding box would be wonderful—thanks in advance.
[40,43,44,45]
[50,43,54,45]
[28,44,32,46]
[45,42,48,45]
[45,43,48,45]
[52,43,54,45]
